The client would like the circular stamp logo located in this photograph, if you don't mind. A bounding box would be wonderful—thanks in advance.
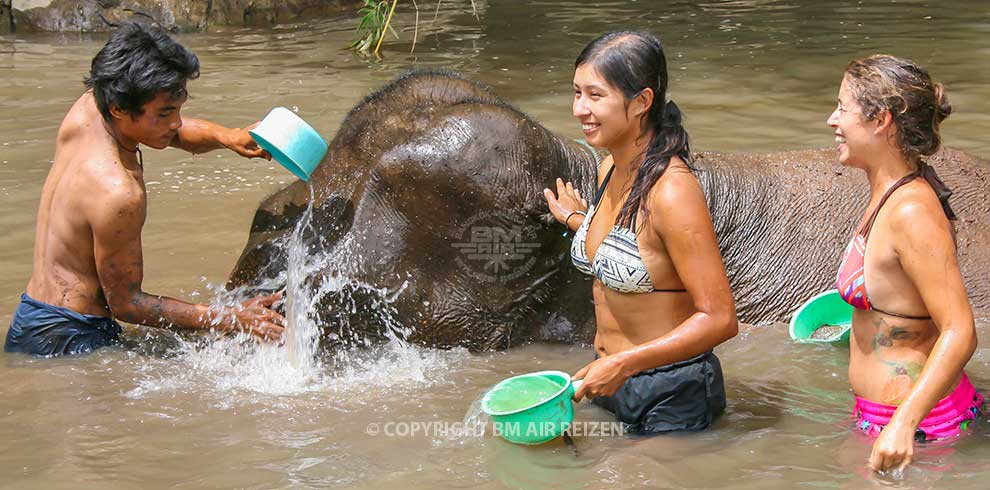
[450,210,541,283]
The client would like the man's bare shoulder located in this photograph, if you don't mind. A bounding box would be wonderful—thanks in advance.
[69,155,146,230]
[83,172,147,234]
[54,94,144,205]
[56,92,100,144]
[85,161,145,204]
[65,145,142,196]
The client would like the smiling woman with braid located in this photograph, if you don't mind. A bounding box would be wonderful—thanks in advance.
[542,31,738,434]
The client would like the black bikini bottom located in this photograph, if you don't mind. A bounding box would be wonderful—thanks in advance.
[592,351,726,434]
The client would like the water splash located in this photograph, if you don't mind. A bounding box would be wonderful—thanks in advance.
[283,184,321,371]
[126,337,470,403]
[151,182,429,398]
[461,390,491,439]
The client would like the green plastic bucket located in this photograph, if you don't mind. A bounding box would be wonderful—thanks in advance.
[480,371,583,445]
[789,290,853,343]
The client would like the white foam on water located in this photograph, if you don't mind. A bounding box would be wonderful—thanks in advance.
[125,182,467,402]
[325,342,471,396]
[123,334,469,403]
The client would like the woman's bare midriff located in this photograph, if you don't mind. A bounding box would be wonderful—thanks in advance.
[592,280,696,357]
[848,309,958,405]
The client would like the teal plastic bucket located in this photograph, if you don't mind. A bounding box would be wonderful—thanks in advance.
[789,289,853,343]
[480,371,583,445]
[249,107,328,181]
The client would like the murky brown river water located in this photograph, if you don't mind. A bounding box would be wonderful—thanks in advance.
[2,1,989,488]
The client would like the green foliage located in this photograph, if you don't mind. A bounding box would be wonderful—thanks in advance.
[351,0,399,54]
[350,0,477,57]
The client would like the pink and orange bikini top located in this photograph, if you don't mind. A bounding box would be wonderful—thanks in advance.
[835,163,957,320]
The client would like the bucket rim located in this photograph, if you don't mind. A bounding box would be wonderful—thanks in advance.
[480,370,573,417]
[248,128,313,181]
[788,289,852,343]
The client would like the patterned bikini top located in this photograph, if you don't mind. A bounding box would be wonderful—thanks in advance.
[570,166,686,294]
[835,163,957,319]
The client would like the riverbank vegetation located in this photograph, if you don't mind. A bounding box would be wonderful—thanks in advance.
[351,0,478,57]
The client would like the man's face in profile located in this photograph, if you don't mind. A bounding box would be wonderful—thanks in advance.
[115,87,188,149]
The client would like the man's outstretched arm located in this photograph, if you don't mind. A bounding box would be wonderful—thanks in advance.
[169,117,271,159]
[90,187,284,341]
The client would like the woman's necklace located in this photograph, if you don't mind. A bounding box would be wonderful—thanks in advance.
[102,122,143,169]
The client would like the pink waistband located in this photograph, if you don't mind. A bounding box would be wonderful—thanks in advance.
[854,373,980,431]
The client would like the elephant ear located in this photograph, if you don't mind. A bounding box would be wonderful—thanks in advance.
[246,180,311,234]
[226,239,288,292]
[227,193,355,292]
[248,201,306,234]
[308,195,356,246]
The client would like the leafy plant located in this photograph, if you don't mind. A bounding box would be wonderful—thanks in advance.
[351,0,399,55]
[350,0,479,57]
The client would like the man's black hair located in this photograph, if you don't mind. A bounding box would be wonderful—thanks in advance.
[84,22,200,122]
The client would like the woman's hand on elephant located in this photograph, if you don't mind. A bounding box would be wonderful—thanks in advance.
[543,178,588,230]
[571,353,633,402]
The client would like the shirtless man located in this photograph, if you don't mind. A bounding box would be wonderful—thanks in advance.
[5,23,285,356]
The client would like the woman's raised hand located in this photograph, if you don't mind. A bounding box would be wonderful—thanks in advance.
[543,178,589,230]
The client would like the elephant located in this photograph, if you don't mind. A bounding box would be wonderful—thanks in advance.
[228,69,600,351]
[227,69,990,352]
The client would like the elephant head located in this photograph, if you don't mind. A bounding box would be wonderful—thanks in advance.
[227,70,599,352]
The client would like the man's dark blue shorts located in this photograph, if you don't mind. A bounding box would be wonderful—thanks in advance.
[4,293,121,357]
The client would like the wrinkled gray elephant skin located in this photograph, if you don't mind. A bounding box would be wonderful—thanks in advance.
[228,70,599,351]
[228,69,990,351]
[694,148,990,325]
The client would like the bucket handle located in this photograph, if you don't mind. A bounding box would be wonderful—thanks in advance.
[569,378,584,401]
